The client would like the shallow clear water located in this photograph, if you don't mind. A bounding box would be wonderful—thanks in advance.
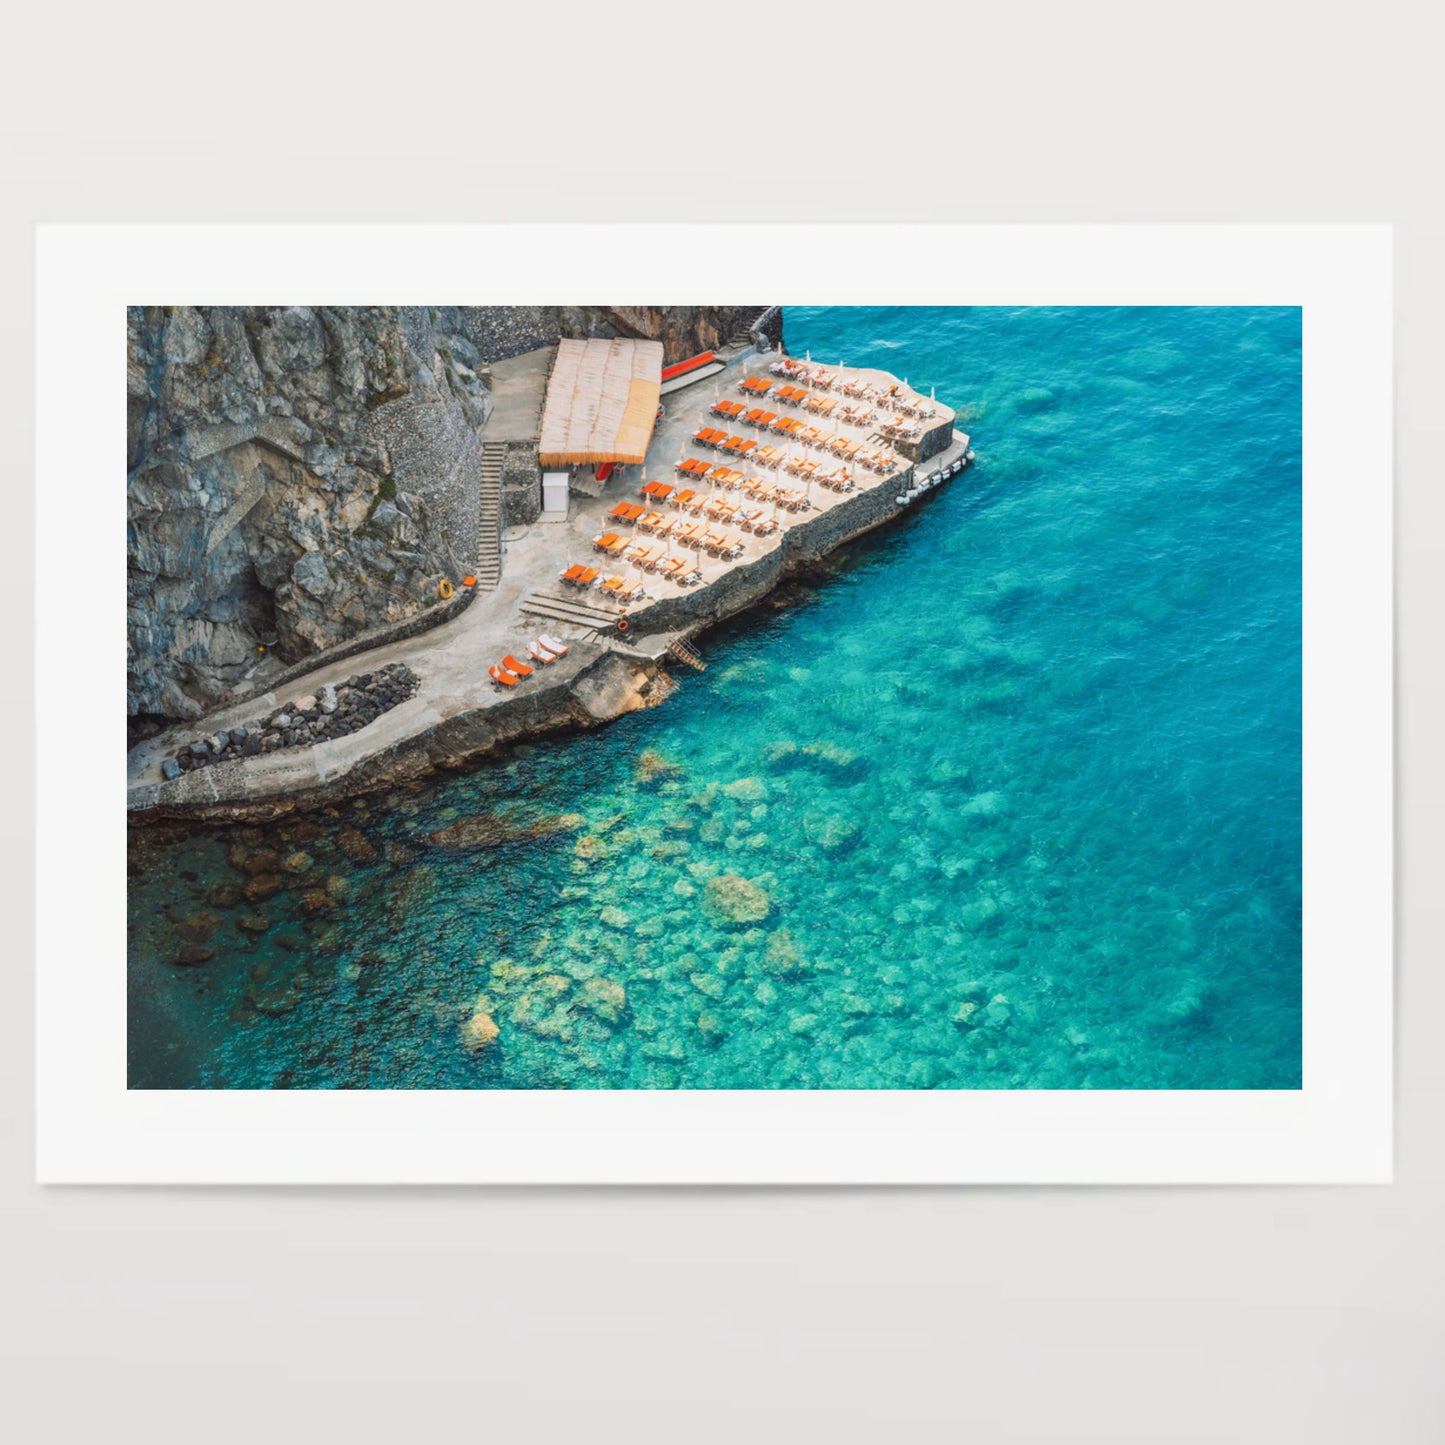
[128,305,1302,1090]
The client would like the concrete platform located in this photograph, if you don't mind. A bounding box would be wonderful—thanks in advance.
[482,345,552,442]
[129,344,969,815]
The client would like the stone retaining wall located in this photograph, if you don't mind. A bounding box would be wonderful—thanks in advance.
[911,414,956,464]
[501,441,542,528]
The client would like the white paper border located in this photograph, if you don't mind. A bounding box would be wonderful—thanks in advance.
[36,224,1392,1183]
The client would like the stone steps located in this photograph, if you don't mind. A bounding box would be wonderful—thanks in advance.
[519,589,624,635]
[476,442,505,588]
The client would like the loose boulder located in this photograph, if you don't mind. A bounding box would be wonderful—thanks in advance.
[703,873,773,926]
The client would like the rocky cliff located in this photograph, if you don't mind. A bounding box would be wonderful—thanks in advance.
[127,305,493,729]
[127,304,773,733]
[456,305,775,366]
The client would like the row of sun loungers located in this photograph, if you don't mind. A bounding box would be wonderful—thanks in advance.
[581,535,715,581]
[761,361,939,417]
[690,427,759,458]
[489,634,572,688]
[859,447,899,474]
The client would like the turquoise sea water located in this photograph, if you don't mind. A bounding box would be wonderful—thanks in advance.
[127,305,1303,1090]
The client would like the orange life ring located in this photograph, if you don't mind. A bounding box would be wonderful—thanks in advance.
[439,579,454,601]
[617,617,629,633]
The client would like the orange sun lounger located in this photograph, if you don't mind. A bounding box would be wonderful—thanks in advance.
[609,501,645,521]
[740,376,773,394]
[559,563,587,583]
[502,654,534,678]
[489,664,519,687]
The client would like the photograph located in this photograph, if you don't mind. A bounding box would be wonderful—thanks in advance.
[125,301,1303,1092]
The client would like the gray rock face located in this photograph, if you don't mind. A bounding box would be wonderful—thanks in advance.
[127,305,493,723]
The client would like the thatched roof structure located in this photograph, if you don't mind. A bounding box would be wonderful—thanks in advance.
[537,338,664,467]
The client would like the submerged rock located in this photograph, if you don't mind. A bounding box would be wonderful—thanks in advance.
[763,928,809,978]
[206,883,245,909]
[241,849,282,877]
[635,750,682,785]
[170,944,214,967]
[171,909,222,943]
[237,914,271,934]
[802,811,860,854]
[574,976,627,1026]
[335,826,379,864]
[696,1011,725,1047]
[243,874,283,903]
[703,873,773,926]
[802,740,863,772]
[247,984,301,1016]
[722,776,767,804]
[463,1011,501,1051]
[424,811,583,851]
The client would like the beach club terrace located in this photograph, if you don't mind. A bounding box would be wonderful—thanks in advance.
[513,344,968,644]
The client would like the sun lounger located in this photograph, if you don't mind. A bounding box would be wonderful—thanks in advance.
[640,481,675,499]
[528,641,555,665]
[539,635,571,657]
[593,532,627,554]
[670,488,696,509]
[502,654,534,678]
[739,376,773,394]
[489,665,519,687]
[559,562,587,583]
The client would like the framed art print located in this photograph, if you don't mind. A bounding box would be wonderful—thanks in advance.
[35,223,1392,1182]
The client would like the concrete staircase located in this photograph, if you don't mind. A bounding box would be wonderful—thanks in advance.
[475,442,505,589]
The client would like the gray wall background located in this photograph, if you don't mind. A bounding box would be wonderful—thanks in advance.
[4,4,1440,1440]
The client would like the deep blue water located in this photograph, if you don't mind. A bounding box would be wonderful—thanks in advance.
[128,306,1302,1089]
